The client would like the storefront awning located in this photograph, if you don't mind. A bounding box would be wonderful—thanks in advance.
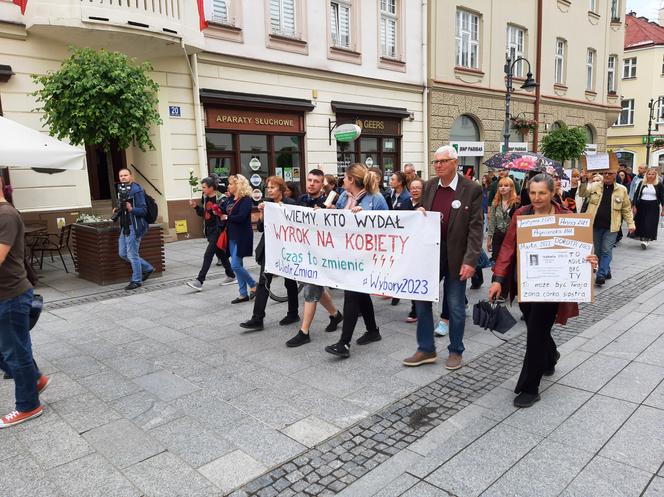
[200,89,315,112]
[331,101,410,119]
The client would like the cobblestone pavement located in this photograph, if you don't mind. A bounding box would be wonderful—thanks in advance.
[2,234,664,497]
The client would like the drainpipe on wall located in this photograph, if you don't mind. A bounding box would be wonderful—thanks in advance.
[533,0,543,152]
[183,46,207,182]
[421,0,429,179]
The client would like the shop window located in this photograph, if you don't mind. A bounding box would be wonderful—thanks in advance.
[335,127,401,186]
[450,115,481,177]
[615,150,635,170]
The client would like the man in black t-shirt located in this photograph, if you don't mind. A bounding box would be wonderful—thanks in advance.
[0,177,50,429]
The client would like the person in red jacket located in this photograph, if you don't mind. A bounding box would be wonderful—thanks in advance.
[489,173,598,408]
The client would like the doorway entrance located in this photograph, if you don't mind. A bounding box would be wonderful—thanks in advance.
[86,144,127,202]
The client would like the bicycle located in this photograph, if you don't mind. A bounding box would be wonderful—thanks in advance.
[266,274,304,302]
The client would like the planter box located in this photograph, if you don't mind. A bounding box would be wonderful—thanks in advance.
[72,222,165,285]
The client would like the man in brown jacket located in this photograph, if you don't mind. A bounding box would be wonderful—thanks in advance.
[403,145,483,370]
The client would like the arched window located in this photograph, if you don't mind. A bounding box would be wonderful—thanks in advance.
[450,115,482,177]
[583,125,595,144]
[615,150,636,170]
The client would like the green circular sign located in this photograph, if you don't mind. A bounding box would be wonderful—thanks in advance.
[334,124,362,143]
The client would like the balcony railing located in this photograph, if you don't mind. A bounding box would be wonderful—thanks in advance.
[79,0,183,36]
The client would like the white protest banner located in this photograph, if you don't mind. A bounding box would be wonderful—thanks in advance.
[264,203,441,301]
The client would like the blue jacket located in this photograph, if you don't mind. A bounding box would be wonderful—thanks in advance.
[336,190,388,211]
[384,188,412,210]
[225,196,254,258]
[124,183,149,237]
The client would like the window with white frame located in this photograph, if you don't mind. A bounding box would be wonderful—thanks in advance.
[615,99,634,125]
[589,0,597,13]
[586,49,595,91]
[456,9,479,69]
[270,0,297,38]
[380,0,398,58]
[554,38,566,84]
[661,55,664,75]
[506,25,525,77]
[331,1,351,48]
[611,0,620,19]
[623,57,637,78]
[607,54,617,93]
[656,97,664,123]
[211,0,229,24]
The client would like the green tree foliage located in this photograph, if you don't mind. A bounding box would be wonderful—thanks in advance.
[540,124,587,163]
[32,47,162,151]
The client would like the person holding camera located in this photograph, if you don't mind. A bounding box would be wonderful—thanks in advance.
[0,176,50,428]
[186,176,235,291]
[113,168,154,291]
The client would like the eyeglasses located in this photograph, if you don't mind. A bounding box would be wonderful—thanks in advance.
[602,172,616,176]
[432,159,455,165]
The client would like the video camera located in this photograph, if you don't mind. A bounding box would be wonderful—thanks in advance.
[111,182,133,222]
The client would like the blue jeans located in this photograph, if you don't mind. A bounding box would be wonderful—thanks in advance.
[118,226,154,283]
[0,289,40,412]
[416,274,467,355]
[229,240,256,298]
[593,228,618,278]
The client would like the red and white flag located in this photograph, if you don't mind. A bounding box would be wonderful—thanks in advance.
[197,0,208,31]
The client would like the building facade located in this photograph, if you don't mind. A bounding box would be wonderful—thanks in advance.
[428,0,625,177]
[0,0,425,239]
[607,12,664,170]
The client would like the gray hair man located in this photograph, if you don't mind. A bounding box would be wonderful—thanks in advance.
[402,145,483,370]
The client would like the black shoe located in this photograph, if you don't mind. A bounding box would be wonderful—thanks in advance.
[325,341,350,358]
[141,269,154,282]
[231,296,250,304]
[279,314,300,326]
[125,281,141,291]
[595,276,606,285]
[543,351,561,376]
[3,373,12,380]
[513,392,540,408]
[240,317,264,331]
[390,298,400,306]
[286,330,311,348]
[606,272,612,280]
[216,259,223,266]
[250,291,256,300]
[325,311,344,332]
[356,330,382,345]
[470,284,482,290]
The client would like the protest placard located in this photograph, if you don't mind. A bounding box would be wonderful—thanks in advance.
[516,213,594,303]
[263,203,441,301]
[579,152,618,173]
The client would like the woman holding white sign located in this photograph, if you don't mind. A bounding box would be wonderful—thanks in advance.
[325,164,388,358]
[489,174,598,408]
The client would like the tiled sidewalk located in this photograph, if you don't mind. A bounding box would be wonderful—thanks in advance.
[1,233,664,497]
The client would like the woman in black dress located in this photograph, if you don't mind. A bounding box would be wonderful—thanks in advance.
[632,168,664,249]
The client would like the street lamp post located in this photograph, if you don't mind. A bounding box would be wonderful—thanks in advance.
[645,97,662,166]
[503,48,538,153]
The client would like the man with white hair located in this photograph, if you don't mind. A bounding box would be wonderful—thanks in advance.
[403,163,417,186]
[402,145,483,370]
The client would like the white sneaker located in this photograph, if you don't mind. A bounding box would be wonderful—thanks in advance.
[465,304,471,317]
[220,276,236,285]
[186,280,203,291]
[434,320,449,337]
[641,241,648,250]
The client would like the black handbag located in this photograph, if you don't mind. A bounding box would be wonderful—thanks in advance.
[29,294,43,331]
[473,299,517,335]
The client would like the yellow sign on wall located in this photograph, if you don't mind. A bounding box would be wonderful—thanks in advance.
[174,220,188,234]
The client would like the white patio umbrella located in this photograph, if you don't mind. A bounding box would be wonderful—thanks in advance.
[0,116,86,171]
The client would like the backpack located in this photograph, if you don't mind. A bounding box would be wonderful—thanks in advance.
[145,194,158,224]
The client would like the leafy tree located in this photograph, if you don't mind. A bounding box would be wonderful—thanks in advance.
[32,47,162,151]
[540,124,587,163]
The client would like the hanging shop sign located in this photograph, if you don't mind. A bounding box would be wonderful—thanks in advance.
[249,158,262,171]
[451,141,485,157]
[584,144,598,155]
[250,174,262,187]
[333,123,362,142]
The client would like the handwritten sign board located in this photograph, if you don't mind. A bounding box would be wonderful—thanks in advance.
[516,214,594,303]
[580,152,618,173]
[264,203,441,301]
